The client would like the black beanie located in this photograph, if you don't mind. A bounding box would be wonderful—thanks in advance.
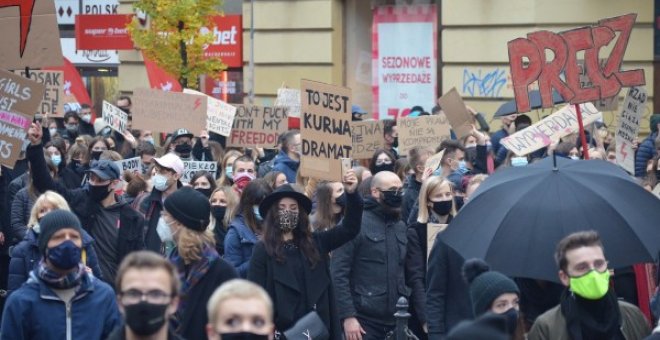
[447,313,509,340]
[38,210,83,255]
[164,187,210,231]
[463,259,520,316]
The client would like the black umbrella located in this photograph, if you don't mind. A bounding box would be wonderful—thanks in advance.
[439,157,660,282]
[494,90,565,117]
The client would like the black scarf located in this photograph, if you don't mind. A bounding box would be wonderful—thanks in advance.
[560,289,624,340]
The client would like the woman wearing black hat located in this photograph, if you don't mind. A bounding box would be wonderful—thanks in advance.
[159,187,238,340]
[248,170,363,339]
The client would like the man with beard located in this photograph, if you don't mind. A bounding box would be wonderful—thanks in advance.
[332,171,409,340]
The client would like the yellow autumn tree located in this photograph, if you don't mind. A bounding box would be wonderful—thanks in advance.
[128,0,226,88]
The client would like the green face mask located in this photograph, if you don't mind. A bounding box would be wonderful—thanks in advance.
[569,269,610,300]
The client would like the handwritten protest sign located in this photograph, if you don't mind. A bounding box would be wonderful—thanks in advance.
[0,69,46,116]
[300,79,352,181]
[508,14,644,113]
[132,88,208,133]
[0,0,63,69]
[180,161,218,183]
[228,105,287,148]
[183,89,236,137]
[615,87,646,174]
[350,120,385,159]
[0,110,31,168]
[500,103,602,156]
[275,88,301,118]
[438,87,475,139]
[397,114,451,154]
[102,101,128,133]
[578,60,618,112]
[114,157,141,175]
[14,70,65,117]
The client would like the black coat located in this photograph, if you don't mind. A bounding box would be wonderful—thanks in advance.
[176,258,237,340]
[248,191,363,340]
[401,174,421,224]
[426,236,474,339]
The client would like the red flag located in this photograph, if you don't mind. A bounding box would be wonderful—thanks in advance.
[45,57,93,116]
[142,52,182,92]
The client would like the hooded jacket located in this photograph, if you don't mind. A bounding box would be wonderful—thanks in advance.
[272,150,299,183]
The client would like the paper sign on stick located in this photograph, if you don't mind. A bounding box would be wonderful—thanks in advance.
[0,0,63,69]
[397,114,451,154]
[183,89,236,137]
[227,105,288,148]
[615,87,646,174]
[500,103,602,156]
[300,79,352,182]
[437,88,475,139]
[0,69,46,116]
[0,110,31,168]
[102,101,128,133]
[350,120,385,159]
[180,161,218,183]
[507,13,644,113]
[14,70,65,117]
[275,88,301,118]
[132,88,208,133]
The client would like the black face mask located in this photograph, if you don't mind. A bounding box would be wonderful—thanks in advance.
[220,332,269,340]
[455,196,465,211]
[380,190,403,208]
[174,144,192,157]
[392,136,399,148]
[72,159,85,174]
[431,200,452,216]
[655,170,660,182]
[373,163,394,174]
[502,308,519,335]
[335,192,347,208]
[211,206,227,221]
[196,187,213,198]
[89,183,112,202]
[124,301,169,336]
[91,151,103,161]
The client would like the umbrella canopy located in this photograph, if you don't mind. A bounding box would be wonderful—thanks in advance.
[439,157,660,282]
[494,90,565,117]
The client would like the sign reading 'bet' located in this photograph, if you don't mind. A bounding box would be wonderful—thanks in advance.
[508,13,645,113]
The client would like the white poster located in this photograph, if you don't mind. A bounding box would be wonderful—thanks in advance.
[373,5,437,120]
[615,87,647,174]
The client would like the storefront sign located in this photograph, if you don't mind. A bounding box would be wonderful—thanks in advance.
[75,14,133,50]
[60,38,119,65]
[202,15,243,68]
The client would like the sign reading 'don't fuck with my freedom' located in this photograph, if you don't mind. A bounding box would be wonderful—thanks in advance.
[500,103,602,156]
[615,86,646,174]
[507,13,645,113]
[300,79,352,182]
[227,105,288,148]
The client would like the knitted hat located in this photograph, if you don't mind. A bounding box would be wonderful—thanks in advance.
[164,187,210,231]
[38,210,83,255]
[447,313,509,340]
[463,258,520,316]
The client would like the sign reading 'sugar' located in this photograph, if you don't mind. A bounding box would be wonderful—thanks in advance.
[508,13,645,113]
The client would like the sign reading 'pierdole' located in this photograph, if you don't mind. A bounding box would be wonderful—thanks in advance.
[373,5,437,120]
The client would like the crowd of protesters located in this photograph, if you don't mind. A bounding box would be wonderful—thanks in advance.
[0,99,659,340]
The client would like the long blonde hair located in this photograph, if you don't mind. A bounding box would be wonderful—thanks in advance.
[417,176,456,224]
[208,186,239,229]
[177,227,216,264]
[28,191,70,228]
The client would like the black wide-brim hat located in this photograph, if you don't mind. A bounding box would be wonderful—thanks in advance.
[259,184,312,218]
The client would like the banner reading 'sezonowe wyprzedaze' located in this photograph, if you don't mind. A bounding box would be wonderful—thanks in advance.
[372,4,437,120]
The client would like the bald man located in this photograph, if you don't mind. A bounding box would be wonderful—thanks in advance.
[331,171,408,340]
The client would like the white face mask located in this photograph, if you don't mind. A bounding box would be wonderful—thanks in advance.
[81,114,92,123]
[33,223,41,234]
[49,128,57,136]
[152,174,169,192]
[156,217,173,242]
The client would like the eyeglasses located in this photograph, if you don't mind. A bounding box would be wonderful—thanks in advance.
[571,259,608,277]
[119,289,173,305]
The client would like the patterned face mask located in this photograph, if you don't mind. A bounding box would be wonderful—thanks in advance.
[278,210,299,232]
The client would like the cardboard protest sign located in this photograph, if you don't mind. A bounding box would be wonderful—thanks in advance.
[437,87,475,139]
[102,101,128,133]
[508,14,644,113]
[300,79,352,182]
[132,88,208,133]
[183,89,236,137]
[0,0,63,69]
[274,88,301,118]
[227,105,288,148]
[578,60,618,112]
[0,110,31,168]
[14,70,65,116]
[180,161,218,183]
[397,114,451,154]
[114,157,141,175]
[0,68,46,116]
[350,120,385,159]
[424,150,445,174]
[615,87,646,174]
[500,103,602,156]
